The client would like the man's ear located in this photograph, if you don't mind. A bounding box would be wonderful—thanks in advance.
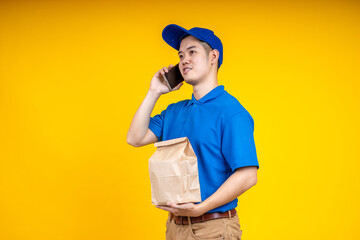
[210,49,219,65]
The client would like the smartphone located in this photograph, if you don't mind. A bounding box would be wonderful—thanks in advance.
[163,63,184,89]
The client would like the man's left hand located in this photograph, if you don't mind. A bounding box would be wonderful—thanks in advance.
[156,202,206,217]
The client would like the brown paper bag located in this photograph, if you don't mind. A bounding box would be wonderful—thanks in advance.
[149,137,201,205]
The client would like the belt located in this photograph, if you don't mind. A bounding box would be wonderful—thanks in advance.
[170,209,236,225]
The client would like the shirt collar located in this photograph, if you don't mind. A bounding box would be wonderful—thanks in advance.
[190,85,225,104]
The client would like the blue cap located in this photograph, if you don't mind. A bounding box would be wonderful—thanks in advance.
[162,24,223,68]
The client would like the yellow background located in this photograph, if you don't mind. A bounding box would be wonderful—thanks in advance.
[1,0,359,239]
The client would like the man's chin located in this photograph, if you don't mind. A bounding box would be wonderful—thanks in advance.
[184,78,197,86]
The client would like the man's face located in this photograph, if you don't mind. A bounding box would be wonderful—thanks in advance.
[178,35,212,86]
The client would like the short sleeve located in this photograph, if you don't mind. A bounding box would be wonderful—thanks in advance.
[149,109,167,140]
[221,112,259,171]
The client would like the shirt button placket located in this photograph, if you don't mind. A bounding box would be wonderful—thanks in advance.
[180,103,193,135]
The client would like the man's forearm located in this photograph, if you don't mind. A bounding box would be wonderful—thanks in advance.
[199,166,258,213]
[127,90,160,145]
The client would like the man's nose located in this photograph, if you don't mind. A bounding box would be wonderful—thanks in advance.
[182,55,190,64]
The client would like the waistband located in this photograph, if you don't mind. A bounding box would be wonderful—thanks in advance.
[170,208,236,225]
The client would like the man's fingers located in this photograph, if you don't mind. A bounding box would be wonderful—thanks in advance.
[167,202,178,208]
[165,202,185,210]
[172,82,183,91]
[158,63,175,76]
[156,205,173,212]
[156,206,170,211]
[162,66,169,73]
[167,202,193,209]
[156,203,198,217]
[156,205,180,215]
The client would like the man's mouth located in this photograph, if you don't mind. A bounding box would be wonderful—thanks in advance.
[184,67,192,74]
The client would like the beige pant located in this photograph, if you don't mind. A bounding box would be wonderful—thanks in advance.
[165,212,242,240]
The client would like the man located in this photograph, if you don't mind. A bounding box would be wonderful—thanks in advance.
[127,24,259,240]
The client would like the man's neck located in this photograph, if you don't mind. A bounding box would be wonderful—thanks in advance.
[192,77,219,101]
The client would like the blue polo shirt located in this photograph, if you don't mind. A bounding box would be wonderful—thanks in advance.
[149,85,259,213]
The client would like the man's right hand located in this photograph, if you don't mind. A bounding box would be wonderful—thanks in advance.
[149,64,183,96]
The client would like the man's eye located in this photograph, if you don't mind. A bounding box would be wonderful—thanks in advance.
[190,50,195,54]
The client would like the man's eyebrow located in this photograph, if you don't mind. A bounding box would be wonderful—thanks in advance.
[178,46,197,55]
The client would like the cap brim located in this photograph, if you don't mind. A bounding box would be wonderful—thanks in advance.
[162,24,190,50]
